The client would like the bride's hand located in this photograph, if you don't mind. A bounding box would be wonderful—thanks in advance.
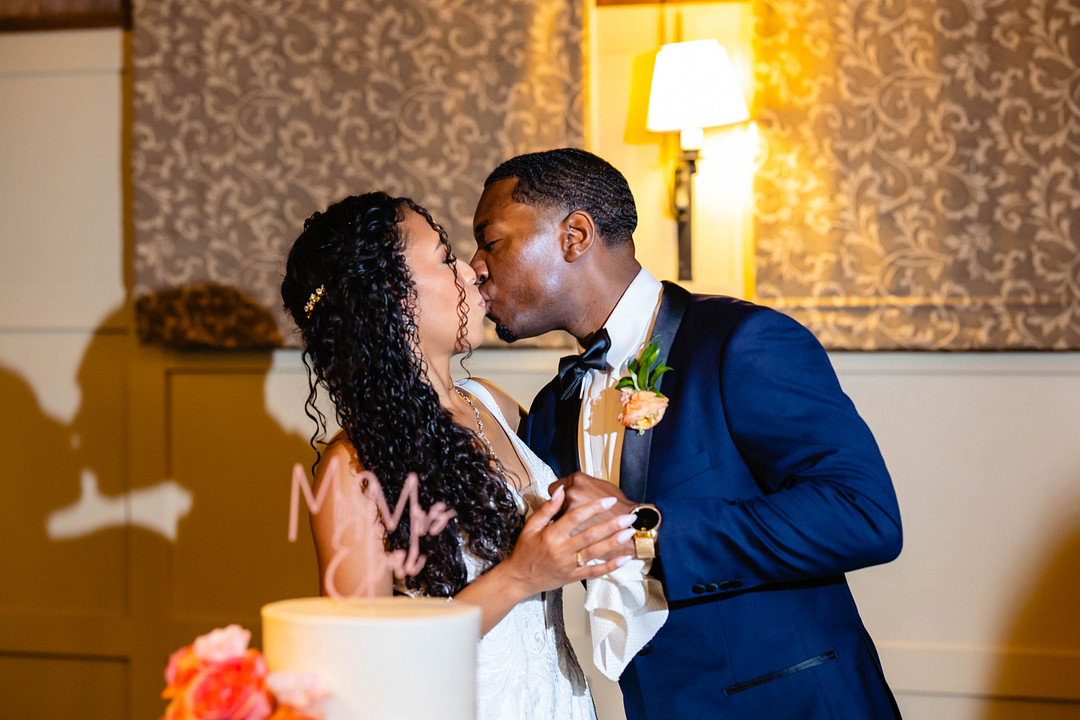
[502,486,636,595]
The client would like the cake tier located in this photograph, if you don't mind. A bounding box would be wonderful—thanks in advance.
[262,597,481,720]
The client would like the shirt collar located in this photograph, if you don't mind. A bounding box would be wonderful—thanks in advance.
[595,267,663,372]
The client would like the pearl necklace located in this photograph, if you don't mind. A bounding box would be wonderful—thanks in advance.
[454,387,504,474]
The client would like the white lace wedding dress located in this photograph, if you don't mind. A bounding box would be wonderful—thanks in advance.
[396,379,597,720]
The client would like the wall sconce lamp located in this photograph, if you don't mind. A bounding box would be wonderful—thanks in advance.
[647,40,749,281]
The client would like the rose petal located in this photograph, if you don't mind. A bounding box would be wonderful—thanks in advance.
[184,651,270,720]
[266,671,330,711]
[193,625,252,664]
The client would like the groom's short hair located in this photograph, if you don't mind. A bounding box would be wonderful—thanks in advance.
[484,148,638,247]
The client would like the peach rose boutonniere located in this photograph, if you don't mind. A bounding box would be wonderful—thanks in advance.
[616,339,672,435]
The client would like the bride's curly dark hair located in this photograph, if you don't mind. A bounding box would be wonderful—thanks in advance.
[281,191,524,597]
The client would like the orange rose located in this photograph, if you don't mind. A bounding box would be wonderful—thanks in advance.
[618,390,669,432]
[164,645,202,697]
[179,650,272,720]
[267,708,320,720]
[267,709,315,720]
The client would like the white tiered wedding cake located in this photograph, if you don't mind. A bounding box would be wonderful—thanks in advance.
[262,597,481,720]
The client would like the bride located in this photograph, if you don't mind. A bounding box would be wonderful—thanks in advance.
[280,192,636,719]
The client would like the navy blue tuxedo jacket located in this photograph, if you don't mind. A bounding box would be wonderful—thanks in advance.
[523,283,903,719]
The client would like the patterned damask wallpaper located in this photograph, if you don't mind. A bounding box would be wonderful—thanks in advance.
[132,0,584,347]
[753,0,1080,349]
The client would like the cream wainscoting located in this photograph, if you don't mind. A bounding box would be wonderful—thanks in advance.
[0,27,131,720]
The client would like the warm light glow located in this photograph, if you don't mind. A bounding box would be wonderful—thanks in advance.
[679,128,705,150]
[646,40,749,142]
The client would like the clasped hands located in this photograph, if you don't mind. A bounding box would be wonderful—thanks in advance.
[502,472,639,596]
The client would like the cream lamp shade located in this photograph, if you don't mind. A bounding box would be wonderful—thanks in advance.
[646,40,749,148]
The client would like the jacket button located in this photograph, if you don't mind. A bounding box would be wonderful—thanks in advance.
[730,579,744,589]
[638,643,653,656]
[716,580,732,590]
[705,583,718,593]
[692,584,705,594]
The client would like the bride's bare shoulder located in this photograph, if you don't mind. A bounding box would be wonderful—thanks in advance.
[308,433,392,597]
[316,432,366,482]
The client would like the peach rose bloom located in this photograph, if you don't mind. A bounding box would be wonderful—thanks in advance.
[618,390,669,431]
[165,645,201,691]
[266,671,330,714]
[193,625,252,664]
[179,650,272,720]
[266,708,319,720]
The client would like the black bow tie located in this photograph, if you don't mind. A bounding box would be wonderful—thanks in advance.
[557,328,611,401]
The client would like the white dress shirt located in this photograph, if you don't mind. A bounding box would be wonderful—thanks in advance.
[578,268,663,483]
[575,267,669,680]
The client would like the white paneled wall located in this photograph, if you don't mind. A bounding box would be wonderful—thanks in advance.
[0,27,132,720]
[0,29,126,331]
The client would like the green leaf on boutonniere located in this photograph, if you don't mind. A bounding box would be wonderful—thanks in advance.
[619,338,671,395]
[617,339,673,433]
[635,360,649,390]
[639,343,659,374]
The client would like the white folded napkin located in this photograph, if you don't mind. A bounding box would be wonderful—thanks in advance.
[584,557,668,680]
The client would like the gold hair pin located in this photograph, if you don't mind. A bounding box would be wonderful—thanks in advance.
[304,285,325,318]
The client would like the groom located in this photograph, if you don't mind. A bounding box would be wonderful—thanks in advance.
[470,148,903,719]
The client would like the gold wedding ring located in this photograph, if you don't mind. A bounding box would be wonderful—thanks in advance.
[576,551,585,567]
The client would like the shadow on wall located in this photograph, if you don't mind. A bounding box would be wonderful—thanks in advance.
[1,293,320,618]
[985,500,1080,720]
[50,302,192,541]
[0,293,329,719]
[0,304,142,616]
[0,362,92,613]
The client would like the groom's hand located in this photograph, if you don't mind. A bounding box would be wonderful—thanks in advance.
[550,472,637,535]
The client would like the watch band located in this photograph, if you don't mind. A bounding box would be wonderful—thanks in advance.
[634,532,657,559]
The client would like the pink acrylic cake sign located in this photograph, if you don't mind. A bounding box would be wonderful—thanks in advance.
[288,456,456,598]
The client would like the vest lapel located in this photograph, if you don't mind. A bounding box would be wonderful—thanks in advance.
[618,281,691,503]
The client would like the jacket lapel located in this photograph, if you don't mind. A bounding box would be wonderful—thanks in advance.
[618,281,691,503]
[551,390,582,477]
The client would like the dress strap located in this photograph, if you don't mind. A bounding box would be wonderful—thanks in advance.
[456,378,549,500]
[455,378,512,435]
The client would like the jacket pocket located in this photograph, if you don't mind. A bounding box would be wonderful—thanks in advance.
[724,651,837,695]
[653,447,715,491]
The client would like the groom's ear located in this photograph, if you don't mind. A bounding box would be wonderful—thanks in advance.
[561,209,596,263]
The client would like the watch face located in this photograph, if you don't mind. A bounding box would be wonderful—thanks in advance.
[633,506,661,532]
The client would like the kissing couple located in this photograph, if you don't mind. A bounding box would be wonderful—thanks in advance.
[281,148,903,720]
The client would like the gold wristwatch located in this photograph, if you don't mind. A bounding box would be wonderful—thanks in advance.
[631,504,662,559]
